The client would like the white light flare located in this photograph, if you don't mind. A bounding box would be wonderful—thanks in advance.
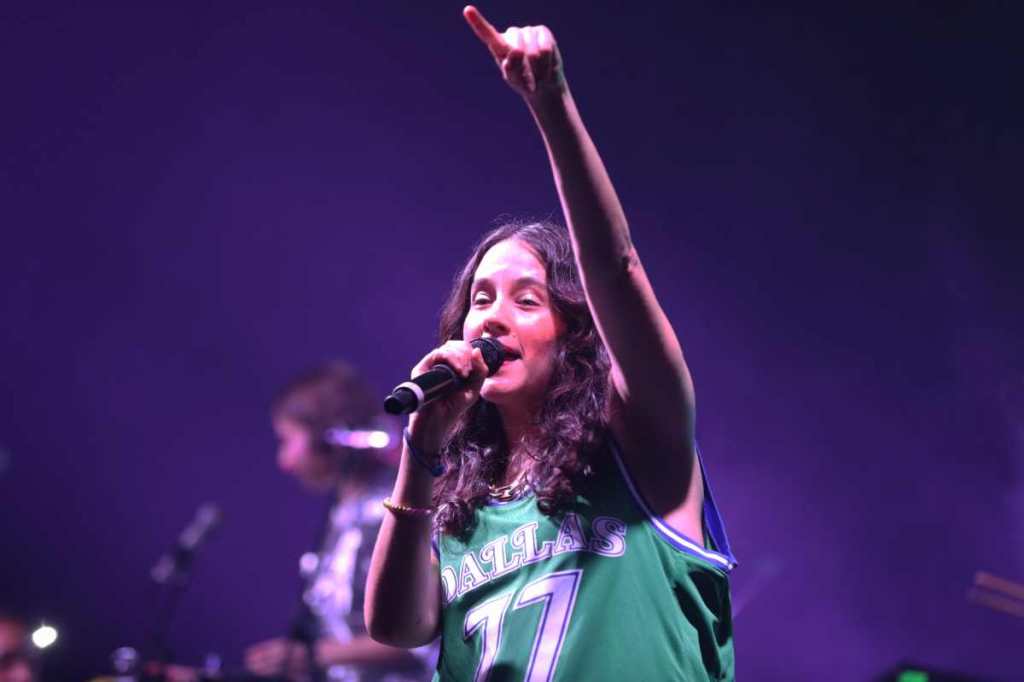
[324,428,392,450]
[31,624,58,649]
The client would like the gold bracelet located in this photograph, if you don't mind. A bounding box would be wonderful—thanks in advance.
[382,497,435,518]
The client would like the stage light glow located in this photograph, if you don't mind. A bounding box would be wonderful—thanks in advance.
[366,430,391,449]
[31,624,58,649]
[324,428,392,450]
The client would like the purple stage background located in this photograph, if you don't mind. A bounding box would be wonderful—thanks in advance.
[2,2,1021,680]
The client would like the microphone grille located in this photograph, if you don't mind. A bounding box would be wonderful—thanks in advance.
[471,338,505,375]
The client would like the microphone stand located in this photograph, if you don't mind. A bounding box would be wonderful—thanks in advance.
[285,605,325,682]
[144,575,188,680]
[144,503,221,681]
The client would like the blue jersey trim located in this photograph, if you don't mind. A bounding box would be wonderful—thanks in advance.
[609,438,737,571]
[694,443,737,567]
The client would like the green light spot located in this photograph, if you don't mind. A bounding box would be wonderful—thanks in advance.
[897,671,929,682]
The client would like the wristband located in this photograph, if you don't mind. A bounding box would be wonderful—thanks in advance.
[404,428,445,477]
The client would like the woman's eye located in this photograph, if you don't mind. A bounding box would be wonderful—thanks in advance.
[472,293,491,305]
[519,297,540,307]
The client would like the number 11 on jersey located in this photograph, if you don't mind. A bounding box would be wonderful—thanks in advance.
[463,569,583,682]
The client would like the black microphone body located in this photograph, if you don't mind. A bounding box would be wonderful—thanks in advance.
[384,338,505,415]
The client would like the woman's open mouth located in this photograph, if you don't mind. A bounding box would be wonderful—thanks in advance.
[498,343,521,362]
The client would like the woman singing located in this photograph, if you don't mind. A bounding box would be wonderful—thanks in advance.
[366,7,737,681]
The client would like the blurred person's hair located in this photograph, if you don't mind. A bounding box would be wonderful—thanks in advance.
[272,361,393,477]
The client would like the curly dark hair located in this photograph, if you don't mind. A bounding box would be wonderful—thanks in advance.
[432,220,612,538]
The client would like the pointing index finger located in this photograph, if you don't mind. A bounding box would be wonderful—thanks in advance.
[463,5,509,59]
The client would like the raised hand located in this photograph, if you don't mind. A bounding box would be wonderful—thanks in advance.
[463,5,565,99]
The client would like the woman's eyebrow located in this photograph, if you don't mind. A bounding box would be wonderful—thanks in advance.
[512,276,545,289]
[471,275,546,291]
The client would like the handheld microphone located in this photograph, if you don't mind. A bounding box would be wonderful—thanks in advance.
[384,338,505,415]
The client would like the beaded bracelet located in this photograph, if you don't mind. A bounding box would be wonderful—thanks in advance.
[382,497,435,518]
[403,428,445,477]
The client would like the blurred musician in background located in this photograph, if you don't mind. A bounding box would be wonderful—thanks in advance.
[0,614,34,682]
[243,361,434,682]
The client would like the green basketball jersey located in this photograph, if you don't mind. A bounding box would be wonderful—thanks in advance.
[432,442,737,682]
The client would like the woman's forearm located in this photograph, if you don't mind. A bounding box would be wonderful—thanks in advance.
[364,442,440,647]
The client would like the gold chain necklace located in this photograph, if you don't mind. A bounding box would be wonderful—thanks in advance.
[489,473,528,502]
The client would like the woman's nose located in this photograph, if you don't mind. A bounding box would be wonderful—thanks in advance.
[480,301,511,336]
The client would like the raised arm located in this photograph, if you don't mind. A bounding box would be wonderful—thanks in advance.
[464,6,703,535]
